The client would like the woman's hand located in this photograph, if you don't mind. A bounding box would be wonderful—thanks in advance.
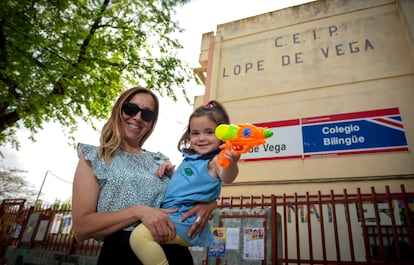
[179,200,217,238]
[138,206,178,243]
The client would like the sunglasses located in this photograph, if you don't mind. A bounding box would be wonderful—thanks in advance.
[122,102,156,122]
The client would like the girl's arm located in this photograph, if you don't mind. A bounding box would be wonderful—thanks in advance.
[155,160,176,178]
[213,149,240,184]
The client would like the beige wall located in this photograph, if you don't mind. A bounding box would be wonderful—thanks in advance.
[197,0,414,196]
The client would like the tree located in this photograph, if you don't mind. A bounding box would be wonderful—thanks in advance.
[0,0,196,149]
[0,167,37,203]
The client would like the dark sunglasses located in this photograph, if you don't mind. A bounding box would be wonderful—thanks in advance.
[122,102,156,122]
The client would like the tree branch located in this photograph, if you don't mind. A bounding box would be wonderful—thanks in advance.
[76,0,110,65]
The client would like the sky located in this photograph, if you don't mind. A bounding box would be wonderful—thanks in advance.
[0,0,314,204]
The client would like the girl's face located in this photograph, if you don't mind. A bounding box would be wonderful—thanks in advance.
[121,93,156,146]
[189,116,221,155]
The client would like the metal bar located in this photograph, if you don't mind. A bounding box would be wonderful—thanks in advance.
[294,192,301,265]
[283,194,288,265]
[370,186,386,261]
[330,190,341,261]
[385,185,402,262]
[345,189,357,263]
[306,192,314,264]
[272,194,277,265]
[400,184,414,247]
[317,191,327,264]
[356,188,370,263]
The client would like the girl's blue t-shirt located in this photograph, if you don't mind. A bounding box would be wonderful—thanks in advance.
[162,151,221,247]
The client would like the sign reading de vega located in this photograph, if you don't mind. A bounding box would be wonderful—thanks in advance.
[241,108,408,162]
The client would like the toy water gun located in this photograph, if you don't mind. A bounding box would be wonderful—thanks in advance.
[215,123,273,168]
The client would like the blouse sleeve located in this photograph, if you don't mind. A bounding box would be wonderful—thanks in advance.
[152,151,170,165]
[77,143,99,161]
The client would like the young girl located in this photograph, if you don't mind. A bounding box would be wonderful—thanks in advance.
[130,100,241,265]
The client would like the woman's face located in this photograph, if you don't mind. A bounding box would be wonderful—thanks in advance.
[121,93,156,147]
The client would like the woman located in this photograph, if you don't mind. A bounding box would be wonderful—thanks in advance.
[72,87,216,265]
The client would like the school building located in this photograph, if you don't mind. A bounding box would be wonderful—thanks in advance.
[1,1,413,264]
[194,0,414,197]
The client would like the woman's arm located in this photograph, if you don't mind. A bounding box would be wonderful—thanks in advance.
[179,200,217,238]
[72,155,177,242]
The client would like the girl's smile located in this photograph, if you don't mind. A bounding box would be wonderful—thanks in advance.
[189,116,221,155]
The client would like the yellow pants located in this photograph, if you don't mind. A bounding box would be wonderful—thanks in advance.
[129,223,191,265]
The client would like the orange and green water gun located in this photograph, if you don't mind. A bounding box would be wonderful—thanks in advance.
[215,123,273,168]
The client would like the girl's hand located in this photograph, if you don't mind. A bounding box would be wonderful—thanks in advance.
[155,161,175,178]
[179,200,217,238]
[224,149,241,164]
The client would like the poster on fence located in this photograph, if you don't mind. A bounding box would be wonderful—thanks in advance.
[34,220,49,241]
[21,213,40,242]
[50,213,63,234]
[225,227,240,250]
[61,214,73,234]
[12,224,22,239]
[243,228,264,260]
[208,227,226,257]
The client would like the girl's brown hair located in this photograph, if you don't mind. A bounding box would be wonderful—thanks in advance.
[178,100,230,154]
[98,87,159,163]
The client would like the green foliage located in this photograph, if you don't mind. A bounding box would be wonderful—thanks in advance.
[51,198,72,210]
[0,0,196,149]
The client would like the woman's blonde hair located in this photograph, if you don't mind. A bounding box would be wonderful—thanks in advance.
[98,87,159,163]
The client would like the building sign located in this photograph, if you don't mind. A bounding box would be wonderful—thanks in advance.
[302,107,408,157]
[242,119,302,161]
[215,5,412,101]
[241,107,408,162]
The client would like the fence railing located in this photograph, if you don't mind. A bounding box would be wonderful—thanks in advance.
[1,184,413,265]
